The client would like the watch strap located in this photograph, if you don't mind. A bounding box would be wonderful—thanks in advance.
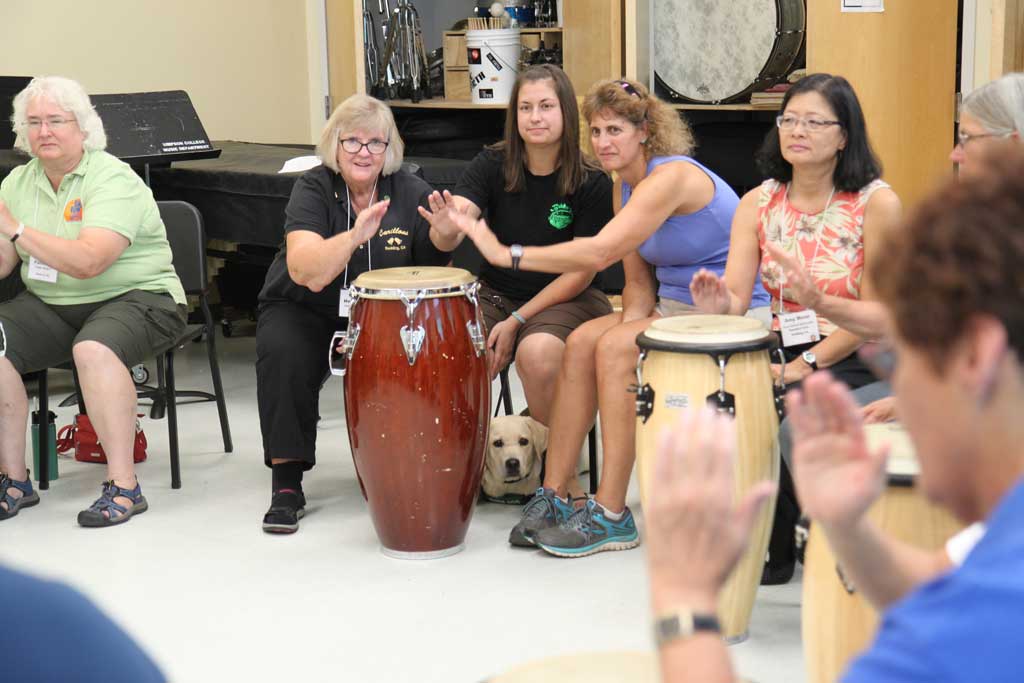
[510,243,523,272]
[653,608,721,647]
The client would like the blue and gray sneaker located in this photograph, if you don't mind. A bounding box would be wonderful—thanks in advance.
[508,487,575,547]
[534,499,640,558]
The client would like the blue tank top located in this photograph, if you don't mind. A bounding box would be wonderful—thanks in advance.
[627,156,770,307]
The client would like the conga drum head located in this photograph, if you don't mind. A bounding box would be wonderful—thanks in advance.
[488,652,659,683]
[642,314,771,347]
[350,266,476,298]
[654,0,805,104]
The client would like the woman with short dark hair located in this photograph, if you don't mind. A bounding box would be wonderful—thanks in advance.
[692,73,902,389]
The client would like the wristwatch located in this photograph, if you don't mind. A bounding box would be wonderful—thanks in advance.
[510,244,524,272]
[801,350,818,370]
[653,608,721,647]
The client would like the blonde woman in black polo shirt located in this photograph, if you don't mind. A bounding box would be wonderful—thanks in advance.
[256,95,461,533]
[419,65,614,428]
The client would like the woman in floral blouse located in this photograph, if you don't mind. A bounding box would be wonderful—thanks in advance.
[692,73,901,389]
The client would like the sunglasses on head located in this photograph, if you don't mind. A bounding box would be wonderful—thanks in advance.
[617,80,642,99]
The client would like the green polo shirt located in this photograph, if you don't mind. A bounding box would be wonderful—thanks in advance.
[0,149,185,306]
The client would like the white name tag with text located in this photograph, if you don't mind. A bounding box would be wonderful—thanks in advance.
[339,288,354,318]
[778,310,821,347]
[27,256,59,283]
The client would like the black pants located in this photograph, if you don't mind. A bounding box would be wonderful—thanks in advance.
[256,302,343,470]
[767,340,876,574]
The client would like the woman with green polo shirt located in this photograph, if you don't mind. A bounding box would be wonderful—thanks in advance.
[0,76,186,527]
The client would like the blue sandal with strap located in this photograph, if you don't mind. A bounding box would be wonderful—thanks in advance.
[0,473,40,520]
[77,480,149,528]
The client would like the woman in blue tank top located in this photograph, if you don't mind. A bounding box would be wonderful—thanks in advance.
[456,78,769,558]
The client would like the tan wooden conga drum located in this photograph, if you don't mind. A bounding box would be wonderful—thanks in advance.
[331,267,490,559]
[634,315,779,643]
[802,422,964,683]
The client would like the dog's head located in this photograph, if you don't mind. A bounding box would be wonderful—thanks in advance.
[486,415,549,484]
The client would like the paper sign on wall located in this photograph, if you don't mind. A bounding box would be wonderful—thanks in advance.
[842,0,884,11]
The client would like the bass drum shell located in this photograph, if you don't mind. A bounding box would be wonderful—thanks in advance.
[654,0,806,104]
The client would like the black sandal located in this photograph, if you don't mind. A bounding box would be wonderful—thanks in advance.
[0,473,40,520]
[78,480,149,528]
[262,489,306,534]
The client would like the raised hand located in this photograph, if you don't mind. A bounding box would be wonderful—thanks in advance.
[417,190,463,241]
[646,409,777,607]
[765,241,822,309]
[451,212,508,267]
[351,199,391,246]
[862,396,898,424]
[786,372,889,530]
[689,268,731,314]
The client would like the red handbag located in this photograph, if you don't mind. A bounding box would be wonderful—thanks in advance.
[56,413,148,464]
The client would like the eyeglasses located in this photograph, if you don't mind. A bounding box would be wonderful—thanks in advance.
[955,131,1011,148]
[858,342,896,381]
[776,115,841,132]
[340,137,389,155]
[24,117,76,131]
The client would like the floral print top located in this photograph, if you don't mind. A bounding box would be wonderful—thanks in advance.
[756,178,889,336]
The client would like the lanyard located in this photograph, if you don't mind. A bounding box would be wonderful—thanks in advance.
[774,183,835,316]
[342,175,379,288]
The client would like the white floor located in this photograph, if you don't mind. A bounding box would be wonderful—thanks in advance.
[2,334,806,683]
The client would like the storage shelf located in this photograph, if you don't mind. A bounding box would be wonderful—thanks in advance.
[387,98,507,110]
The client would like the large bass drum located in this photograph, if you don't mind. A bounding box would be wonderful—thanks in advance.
[654,0,806,104]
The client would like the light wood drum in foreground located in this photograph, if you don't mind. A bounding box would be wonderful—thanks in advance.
[634,315,779,643]
[802,422,964,683]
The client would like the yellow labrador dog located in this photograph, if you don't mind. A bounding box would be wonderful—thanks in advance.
[482,416,548,503]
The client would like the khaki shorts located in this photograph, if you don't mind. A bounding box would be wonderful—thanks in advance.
[478,282,613,349]
[0,289,186,374]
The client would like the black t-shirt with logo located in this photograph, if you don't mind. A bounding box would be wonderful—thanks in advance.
[259,166,451,315]
[454,148,614,301]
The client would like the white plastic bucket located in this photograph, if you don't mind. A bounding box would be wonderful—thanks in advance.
[466,28,521,104]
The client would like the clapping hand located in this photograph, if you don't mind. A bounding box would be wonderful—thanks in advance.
[786,372,889,531]
[417,190,466,244]
[765,241,822,310]
[689,268,732,314]
[351,199,391,246]
[646,409,777,609]
[450,212,509,268]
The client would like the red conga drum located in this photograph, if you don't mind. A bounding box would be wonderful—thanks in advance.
[331,267,490,559]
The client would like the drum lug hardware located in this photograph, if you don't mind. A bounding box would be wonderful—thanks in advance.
[465,320,486,356]
[400,324,426,365]
[629,382,655,423]
[707,355,737,416]
[329,324,361,377]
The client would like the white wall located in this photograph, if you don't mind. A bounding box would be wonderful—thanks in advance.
[0,0,315,143]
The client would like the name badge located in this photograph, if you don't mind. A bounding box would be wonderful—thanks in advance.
[27,256,59,283]
[778,310,821,347]
[339,288,354,318]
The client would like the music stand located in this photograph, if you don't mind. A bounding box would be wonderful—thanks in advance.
[90,90,221,185]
